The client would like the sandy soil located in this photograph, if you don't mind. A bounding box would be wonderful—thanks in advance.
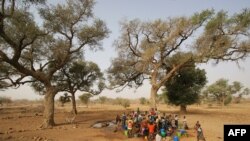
[1,102,250,141]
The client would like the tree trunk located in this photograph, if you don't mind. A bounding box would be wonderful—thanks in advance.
[222,96,225,108]
[71,93,77,115]
[180,105,187,113]
[150,86,158,109]
[40,87,56,128]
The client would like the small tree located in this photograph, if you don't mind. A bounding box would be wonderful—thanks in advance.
[113,97,123,105]
[0,96,12,106]
[203,79,248,107]
[139,97,147,105]
[121,99,130,109]
[79,93,92,108]
[234,88,249,103]
[56,61,104,115]
[98,96,108,105]
[58,93,71,107]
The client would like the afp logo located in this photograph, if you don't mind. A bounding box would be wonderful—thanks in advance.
[224,125,250,141]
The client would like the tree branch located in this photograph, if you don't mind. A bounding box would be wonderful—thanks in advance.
[127,29,141,57]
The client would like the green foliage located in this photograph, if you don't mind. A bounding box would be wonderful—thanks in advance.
[0,59,20,90]
[121,99,130,108]
[224,95,232,105]
[113,97,122,105]
[113,97,130,108]
[58,93,71,107]
[139,97,147,105]
[98,96,108,104]
[108,9,250,107]
[203,79,249,106]
[56,60,105,94]
[158,92,169,104]
[164,61,207,107]
[1,0,108,93]
[79,93,92,107]
[0,0,109,127]
[0,96,12,106]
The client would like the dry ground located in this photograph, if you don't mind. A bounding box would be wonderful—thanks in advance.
[1,102,250,141]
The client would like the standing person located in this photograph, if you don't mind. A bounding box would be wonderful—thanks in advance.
[114,114,121,132]
[155,131,162,141]
[183,116,189,130]
[141,117,148,139]
[197,124,206,141]
[194,121,200,130]
[171,118,176,129]
[127,117,134,138]
[174,114,179,129]
[121,113,127,130]
[148,121,156,141]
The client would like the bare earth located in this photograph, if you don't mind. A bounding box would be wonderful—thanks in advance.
[1,102,250,141]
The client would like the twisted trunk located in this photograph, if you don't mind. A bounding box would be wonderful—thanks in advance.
[41,86,57,128]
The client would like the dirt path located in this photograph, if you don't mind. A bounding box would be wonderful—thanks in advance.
[1,103,250,141]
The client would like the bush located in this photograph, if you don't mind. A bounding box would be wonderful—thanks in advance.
[113,97,123,105]
[99,96,108,104]
[58,93,71,107]
[79,93,92,107]
[121,99,130,108]
[224,95,232,105]
[0,96,12,106]
[139,97,147,105]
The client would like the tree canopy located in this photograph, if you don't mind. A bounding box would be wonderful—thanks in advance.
[108,9,250,108]
[164,60,207,112]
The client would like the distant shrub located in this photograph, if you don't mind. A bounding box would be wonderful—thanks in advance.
[113,97,123,105]
[58,93,71,107]
[79,93,92,107]
[208,103,213,107]
[139,97,147,105]
[98,96,108,104]
[0,96,12,106]
[121,99,130,108]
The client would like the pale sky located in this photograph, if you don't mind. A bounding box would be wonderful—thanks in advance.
[1,0,250,100]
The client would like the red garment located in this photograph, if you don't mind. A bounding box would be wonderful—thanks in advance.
[150,111,156,116]
[148,123,156,134]
[141,119,148,128]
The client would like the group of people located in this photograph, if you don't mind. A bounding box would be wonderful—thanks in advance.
[115,108,206,141]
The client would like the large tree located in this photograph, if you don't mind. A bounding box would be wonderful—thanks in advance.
[0,0,108,128]
[108,9,250,108]
[164,59,207,113]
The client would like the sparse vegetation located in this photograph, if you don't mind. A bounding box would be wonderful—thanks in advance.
[79,93,92,108]
[98,96,108,105]
[139,97,147,105]
[203,79,249,107]
[58,93,71,107]
[0,96,12,106]
[121,99,130,108]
